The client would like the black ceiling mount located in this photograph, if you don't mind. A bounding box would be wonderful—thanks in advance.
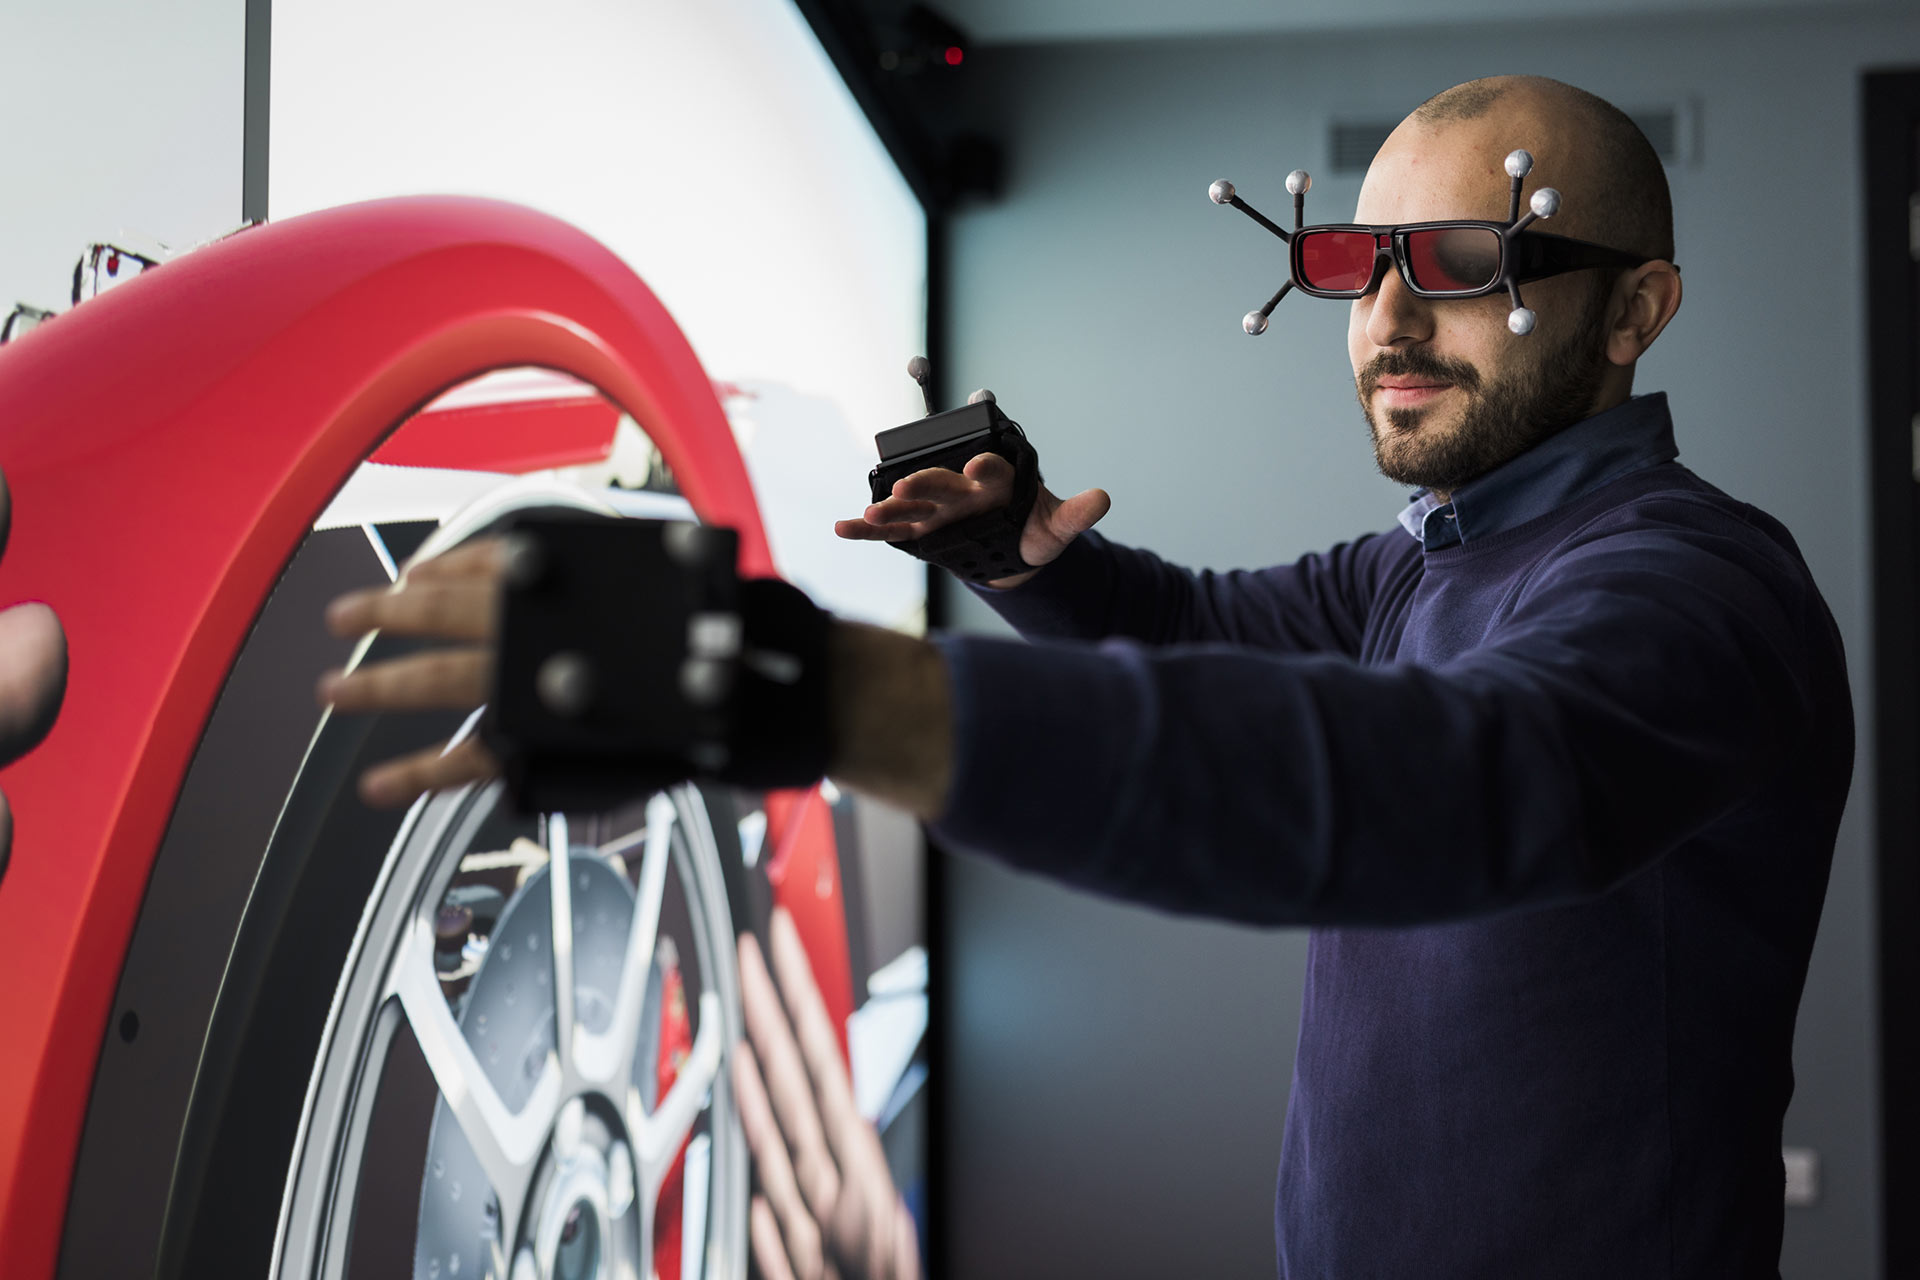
[787,0,1005,210]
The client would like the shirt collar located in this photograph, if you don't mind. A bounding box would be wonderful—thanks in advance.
[1396,392,1679,550]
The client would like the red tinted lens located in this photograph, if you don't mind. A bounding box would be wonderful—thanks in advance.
[1402,226,1501,293]
[1297,231,1379,293]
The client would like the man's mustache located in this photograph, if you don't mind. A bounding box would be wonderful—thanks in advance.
[1357,349,1483,399]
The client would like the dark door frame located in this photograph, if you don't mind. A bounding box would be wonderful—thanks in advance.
[1865,66,1920,1280]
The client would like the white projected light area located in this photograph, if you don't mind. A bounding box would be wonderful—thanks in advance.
[270,0,928,628]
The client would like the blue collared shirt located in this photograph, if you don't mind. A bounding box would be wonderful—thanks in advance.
[1397,392,1681,550]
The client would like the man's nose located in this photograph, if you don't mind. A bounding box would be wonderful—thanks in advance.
[1362,267,1434,349]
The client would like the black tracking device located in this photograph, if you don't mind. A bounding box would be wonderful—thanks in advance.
[484,514,830,812]
[867,360,1042,583]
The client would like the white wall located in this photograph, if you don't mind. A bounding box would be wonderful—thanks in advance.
[0,1,244,318]
[942,9,1920,1276]
[268,0,929,628]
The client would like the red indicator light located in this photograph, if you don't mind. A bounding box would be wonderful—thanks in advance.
[944,45,963,66]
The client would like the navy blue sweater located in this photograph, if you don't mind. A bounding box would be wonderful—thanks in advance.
[928,395,1852,1278]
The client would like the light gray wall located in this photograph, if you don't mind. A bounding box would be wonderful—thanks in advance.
[0,1,244,316]
[941,9,1920,1276]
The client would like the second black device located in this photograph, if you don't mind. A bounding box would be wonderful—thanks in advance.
[868,362,1042,583]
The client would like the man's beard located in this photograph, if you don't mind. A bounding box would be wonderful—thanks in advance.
[1356,287,1612,494]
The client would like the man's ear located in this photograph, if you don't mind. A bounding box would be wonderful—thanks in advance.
[1605,261,1683,367]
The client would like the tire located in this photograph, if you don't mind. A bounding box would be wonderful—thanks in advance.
[59,497,757,1280]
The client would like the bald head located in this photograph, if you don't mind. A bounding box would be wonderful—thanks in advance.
[1347,77,1685,494]
[1404,76,1673,262]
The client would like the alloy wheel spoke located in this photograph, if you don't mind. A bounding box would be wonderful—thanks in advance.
[635,991,723,1201]
[574,792,676,1090]
[635,1155,656,1280]
[392,913,561,1251]
[547,813,576,1073]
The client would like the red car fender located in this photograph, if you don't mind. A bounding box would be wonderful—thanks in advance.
[369,392,621,472]
[0,196,832,1277]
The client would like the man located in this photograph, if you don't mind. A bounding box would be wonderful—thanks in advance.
[322,77,1851,1277]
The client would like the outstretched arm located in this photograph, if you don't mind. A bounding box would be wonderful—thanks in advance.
[322,510,1837,930]
[839,448,1390,655]
[318,541,956,817]
[924,521,1842,925]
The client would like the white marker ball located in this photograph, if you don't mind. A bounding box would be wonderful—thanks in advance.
[1209,179,1236,205]
[1507,307,1538,336]
[1505,149,1534,178]
[1243,311,1269,336]
[1285,169,1312,196]
[1530,188,1561,218]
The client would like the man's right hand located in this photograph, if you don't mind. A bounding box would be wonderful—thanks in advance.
[831,452,1110,590]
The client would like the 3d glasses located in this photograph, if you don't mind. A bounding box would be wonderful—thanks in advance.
[1209,149,1657,337]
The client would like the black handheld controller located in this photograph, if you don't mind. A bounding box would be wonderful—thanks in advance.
[484,515,830,813]
[867,368,1041,583]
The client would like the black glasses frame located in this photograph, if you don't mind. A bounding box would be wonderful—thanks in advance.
[1208,148,1675,337]
[1290,221,1653,300]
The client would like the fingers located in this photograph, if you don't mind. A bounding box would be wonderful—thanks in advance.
[886,468,970,503]
[827,1188,921,1280]
[890,456,1007,503]
[737,1044,829,1280]
[747,913,919,1279]
[399,536,504,581]
[888,1196,923,1280]
[959,451,1014,486]
[750,1196,800,1280]
[326,539,504,638]
[835,454,1022,547]
[767,909,880,1188]
[325,577,498,643]
[1049,487,1112,542]
[862,497,940,526]
[320,541,504,809]
[833,518,913,544]
[317,648,490,714]
[740,931,843,1221]
[355,733,499,809]
[0,602,66,769]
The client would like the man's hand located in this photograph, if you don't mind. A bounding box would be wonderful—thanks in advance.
[833,452,1110,589]
[735,909,921,1280]
[316,536,956,822]
[315,538,506,808]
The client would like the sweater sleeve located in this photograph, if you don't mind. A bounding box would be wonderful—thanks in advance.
[928,510,1845,926]
[969,528,1390,657]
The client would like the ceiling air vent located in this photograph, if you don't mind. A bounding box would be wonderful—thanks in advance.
[1626,105,1689,165]
[1329,121,1396,175]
